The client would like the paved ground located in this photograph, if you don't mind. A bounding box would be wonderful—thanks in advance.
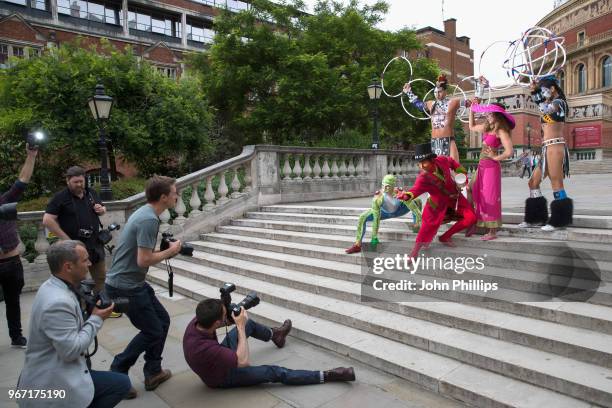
[305,173,612,215]
[0,284,466,408]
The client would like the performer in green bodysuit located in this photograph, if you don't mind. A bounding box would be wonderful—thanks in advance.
[345,174,422,254]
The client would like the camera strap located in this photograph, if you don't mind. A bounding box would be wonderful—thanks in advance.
[57,277,95,367]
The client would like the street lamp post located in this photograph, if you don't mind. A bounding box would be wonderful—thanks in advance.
[367,77,382,149]
[526,122,532,151]
[88,83,114,201]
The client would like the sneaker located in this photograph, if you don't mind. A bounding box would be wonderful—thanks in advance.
[144,369,172,391]
[109,312,123,318]
[517,222,543,228]
[11,336,27,348]
[541,224,556,232]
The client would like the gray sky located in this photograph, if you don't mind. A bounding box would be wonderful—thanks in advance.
[301,0,558,86]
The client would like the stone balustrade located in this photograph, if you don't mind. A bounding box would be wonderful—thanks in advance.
[16,144,420,290]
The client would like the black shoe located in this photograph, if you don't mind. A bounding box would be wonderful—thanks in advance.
[11,336,27,348]
[271,319,292,348]
[324,367,355,382]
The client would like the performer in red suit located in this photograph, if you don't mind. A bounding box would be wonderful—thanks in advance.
[397,143,476,259]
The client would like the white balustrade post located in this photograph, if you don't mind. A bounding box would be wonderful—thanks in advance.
[313,155,322,179]
[282,154,293,181]
[322,156,331,178]
[230,167,243,198]
[34,223,49,264]
[303,154,312,181]
[357,156,365,178]
[339,156,348,179]
[203,176,216,211]
[217,171,229,205]
[189,181,202,217]
[159,209,171,235]
[348,156,356,178]
[292,154,303,181]
[174,187,187,224]
[331,156,339,179]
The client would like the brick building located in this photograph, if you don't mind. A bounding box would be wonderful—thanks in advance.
[415,18,474,90]
[465,0,612,162]
[0,0,250,78]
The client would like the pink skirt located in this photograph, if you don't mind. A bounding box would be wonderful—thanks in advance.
[472,158,502,228]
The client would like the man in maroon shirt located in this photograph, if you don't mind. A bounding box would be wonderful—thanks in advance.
[0,145,37,348]
[183,298,356,387]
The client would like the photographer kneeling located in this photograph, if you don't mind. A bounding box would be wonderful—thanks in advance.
[17,241,131,408]
[183,298,356,388]
[104,176,182,392]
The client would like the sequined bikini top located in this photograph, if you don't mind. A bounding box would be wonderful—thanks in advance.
[430,98,449,129]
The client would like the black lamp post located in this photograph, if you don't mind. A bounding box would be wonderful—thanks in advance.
[88,83,114,201]
[526,122,532,151]
[367,76,382,149]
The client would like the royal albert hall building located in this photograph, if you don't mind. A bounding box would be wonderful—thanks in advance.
[465,0,612,163]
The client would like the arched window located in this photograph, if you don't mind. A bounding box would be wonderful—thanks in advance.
[577,64,586,93]
[603,56,612,88]
[558,70,565,90]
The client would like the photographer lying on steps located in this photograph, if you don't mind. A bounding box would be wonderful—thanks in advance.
[183,298,356,388]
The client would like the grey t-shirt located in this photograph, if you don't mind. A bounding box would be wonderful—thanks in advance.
[105,204,160,290]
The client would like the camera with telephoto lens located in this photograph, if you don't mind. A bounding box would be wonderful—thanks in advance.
[219,283,260,322]
[25,129,47,150]
[79,279,129,314]
[98,223,120,245]
[159,232,194,256]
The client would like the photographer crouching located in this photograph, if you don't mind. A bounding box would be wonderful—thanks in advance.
[183,288,356,388]
[0,144,37,348]
[104,176,184,394]
[43,166,117,308]
[17,240,131,408]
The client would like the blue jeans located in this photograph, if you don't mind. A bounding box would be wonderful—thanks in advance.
[105,282,170,378]
[218,320,322,387]
[88,370,131,408]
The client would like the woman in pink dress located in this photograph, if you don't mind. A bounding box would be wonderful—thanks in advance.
[468,101,515,240]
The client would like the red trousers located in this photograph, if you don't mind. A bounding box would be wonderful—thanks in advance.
[411,195,476,257]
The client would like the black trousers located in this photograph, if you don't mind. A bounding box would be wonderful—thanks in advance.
[0,255,24,340]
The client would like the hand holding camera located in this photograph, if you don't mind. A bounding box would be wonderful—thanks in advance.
[233,307,248,328]
[160,232,194,257]
[92,300,115,320]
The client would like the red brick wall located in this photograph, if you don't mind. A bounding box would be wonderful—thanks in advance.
[0,17,45,44]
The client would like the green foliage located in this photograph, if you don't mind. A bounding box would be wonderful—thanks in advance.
[188,0,438,157]
[0,40,213,197]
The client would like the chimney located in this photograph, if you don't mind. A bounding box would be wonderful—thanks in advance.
[443,18,456,38]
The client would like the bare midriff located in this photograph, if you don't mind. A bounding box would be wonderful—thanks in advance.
[542,121,564,141]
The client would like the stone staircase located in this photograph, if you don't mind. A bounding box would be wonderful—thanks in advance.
[148,205,612,408]
[570,159,612,174]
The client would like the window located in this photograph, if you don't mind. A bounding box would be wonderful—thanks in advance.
[156,66,177,79]
[558,70,565,90]
[603,56,612,88]
[577,63,586,93]
[4,0,27,5]
[58,0,120,25]
[128,8,181,37]
[577,31,585,47]
[0,44,8,66]
[12,46,24,58]
[32,0,48,10]
[187,21,214,43]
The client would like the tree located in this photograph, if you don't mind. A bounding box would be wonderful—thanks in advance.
[0,40,212,197]
[188,0,438,154]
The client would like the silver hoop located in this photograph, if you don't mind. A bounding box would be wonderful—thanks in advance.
[381,56,414,98]
[400,78,436,120]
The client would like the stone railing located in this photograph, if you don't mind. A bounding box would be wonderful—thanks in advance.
[15,145,419,290]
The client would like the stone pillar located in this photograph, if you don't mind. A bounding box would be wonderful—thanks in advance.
[181,13,187,47]
[50,0,58,23]
[122,0,129,36]
[256,150,281,205]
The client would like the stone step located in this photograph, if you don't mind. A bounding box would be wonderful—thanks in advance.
[173,248,612,369]
[188,241,612,335]
[235,215,612,245]
[201,231,612,283]
[147,268,591,408]
[260,206,612,230]
[148,261,612,407]
[199,233,612,306]
[217,224,612,261]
